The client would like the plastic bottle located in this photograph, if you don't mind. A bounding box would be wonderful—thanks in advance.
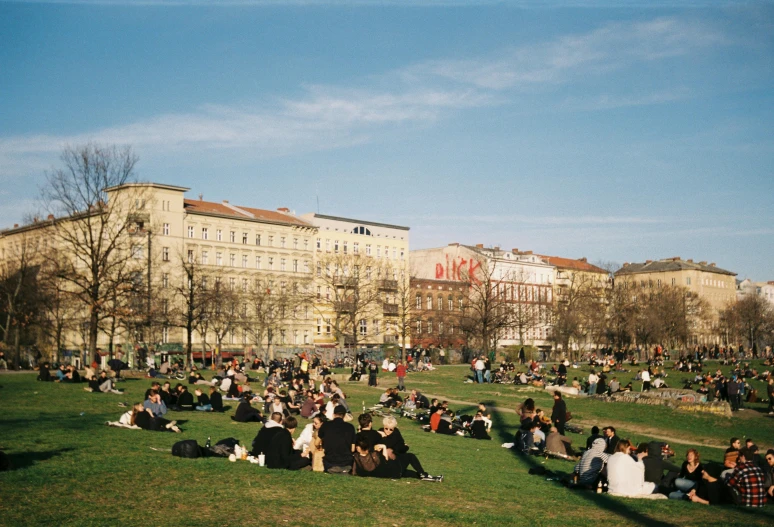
[597,480,603,494]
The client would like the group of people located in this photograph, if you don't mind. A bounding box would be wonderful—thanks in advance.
[573,430,773,507]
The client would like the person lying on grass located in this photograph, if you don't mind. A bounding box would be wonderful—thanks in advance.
[84,371,123,394]
[351,436,441,481]
[129,403,180,433]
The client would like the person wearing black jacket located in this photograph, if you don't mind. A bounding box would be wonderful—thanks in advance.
[265,416,311,470]
[175,385,196,411]
[586,426,604,450]
[551,391,567,436]
[642,442,680,488]
[318,405,356,473]
[356,413,384,450]
[232,397,263,422]
[604,426,620,455]
[37,363,53,382]
[210,386,224,412]
[251,412,285,456]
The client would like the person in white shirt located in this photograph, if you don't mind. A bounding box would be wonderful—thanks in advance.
[607,439,657,496]
[588,371,599,396]
[294,415,324,452]
[474,357,485,384]
[641,369,652,391]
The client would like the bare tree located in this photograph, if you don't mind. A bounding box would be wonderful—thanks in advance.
[314,253,389,348]
[720,295,774,352]
[37,257,79,363]
[0,232,44,367]
[41,143,142,364]
[458,260,512,354]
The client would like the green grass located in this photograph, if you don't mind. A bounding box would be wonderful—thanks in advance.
[1,363,772,527]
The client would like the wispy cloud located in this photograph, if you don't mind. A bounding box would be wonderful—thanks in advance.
[0,16,727,180]
[403,214,670,226]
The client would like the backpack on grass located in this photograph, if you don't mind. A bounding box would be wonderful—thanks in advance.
[172,440,203,459]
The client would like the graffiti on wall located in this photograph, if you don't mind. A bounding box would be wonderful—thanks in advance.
[435,255,482,285]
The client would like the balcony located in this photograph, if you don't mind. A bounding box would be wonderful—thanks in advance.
[336,302,355,314]
[378,279,398,291]
[382,303,398,316]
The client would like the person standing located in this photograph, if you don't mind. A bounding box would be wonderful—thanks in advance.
[641,368,651,392]
[368,360,379,387]
[474,356,485,384]
[518,347,526,365]
[439,349,445,365]
[588,370,599,396]
[396,361,406,392]
[551,391,567,436]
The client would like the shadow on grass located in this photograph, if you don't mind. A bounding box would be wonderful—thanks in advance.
[486,401,677,527]
[3,447,75,471]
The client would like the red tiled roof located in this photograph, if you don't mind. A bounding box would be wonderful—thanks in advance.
[183,199,312,227]
[534,255,608,274]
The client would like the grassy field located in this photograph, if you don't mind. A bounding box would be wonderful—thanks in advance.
[1,362,772,527]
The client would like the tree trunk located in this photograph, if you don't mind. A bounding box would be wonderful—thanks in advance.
[14,324,22,369]
[88,307,99,365]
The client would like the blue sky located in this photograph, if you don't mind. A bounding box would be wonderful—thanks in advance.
[1,1,773,279]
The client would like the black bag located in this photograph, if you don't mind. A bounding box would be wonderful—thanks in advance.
[172,440,203,459]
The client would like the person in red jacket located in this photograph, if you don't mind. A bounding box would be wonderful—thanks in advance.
[396,361,407,392]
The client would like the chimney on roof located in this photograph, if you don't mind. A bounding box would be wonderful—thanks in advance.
[579,257,587,263]
[13,224,19,228]
[687,259,693,263]
[198,193,203,201]
[277,207,290,214]
[672,256,681,261]
[710,263,716,267]
[699,261,707,266]
[512,248,519,254]
[623,262,629,267]
[645,260,652,264]
[476,244,484,249]
[47,214,54,220]
[494,246,500,251]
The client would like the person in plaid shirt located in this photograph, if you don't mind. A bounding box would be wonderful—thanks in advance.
[725,447,768,507]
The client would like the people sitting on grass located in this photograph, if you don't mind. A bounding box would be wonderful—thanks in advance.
[668,448,704,500]
[85,371,123,394]
[209,386,224,412]
[545,426,576,460]
[606,439,657,496]
[266,416,311,470]
[194,388,212,411]
[351,435,442,481]
[640,442,680,489]
[295,414,326,452]
[688,447,768,507]
[469,412,491,440]
[318,404,356,474]
[252,412,285,456]
[173,385,196,411]
[37,362,54,381]
[143,390,168,417]
[574,437,609,488]
[232,395,263,423]
[130,403,181,433]
[603,426,620,455]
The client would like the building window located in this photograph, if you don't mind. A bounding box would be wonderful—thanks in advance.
[163,223,169,236]
[255,234,261,246]
[376,246,381,258]
[162,326,169,344]
[400,249,404,260]
[416,294,422,309]
[229,253,235,267]
[437,296,443,310]
[316,238,321,249]
[334,240,339,253]
[326,318,331,335]
[280,237,286,248]
[366,244,372,256]
[393,248,397,259]
[187,249,194,263]
[229,277,236,291]
[268,257,274,270]
[317,286,321,299]
[216,252,222,266]
[304,330,309,344]
[201,251,208,265]
[686,277,691,285]
[242,279,248,292]
[280,258,286,271]
[448,296,453,310]
[217,229,222,241]
[359,319,367,336]
[353,242,359,254]
[256,256,262,269]
[304,239,309,251]
[293,238,298,249]
[293,259,298,272]
[304,261,309,273]
[416,320,422,334]
[201,228,208,240]
[427,320,433,333]
[242,255,248,268]
[325,239,330,252]
[187,226,194,238]
[229,231,235,243]
[439,321,444,335]
[671,278,676,286]
[162,247,169,261]
[426,295,432,310]
[343,241,348,254]
[373,319,380,335]
[268,235,274,246]
[162,273,169,288]
[317,318,322,335]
